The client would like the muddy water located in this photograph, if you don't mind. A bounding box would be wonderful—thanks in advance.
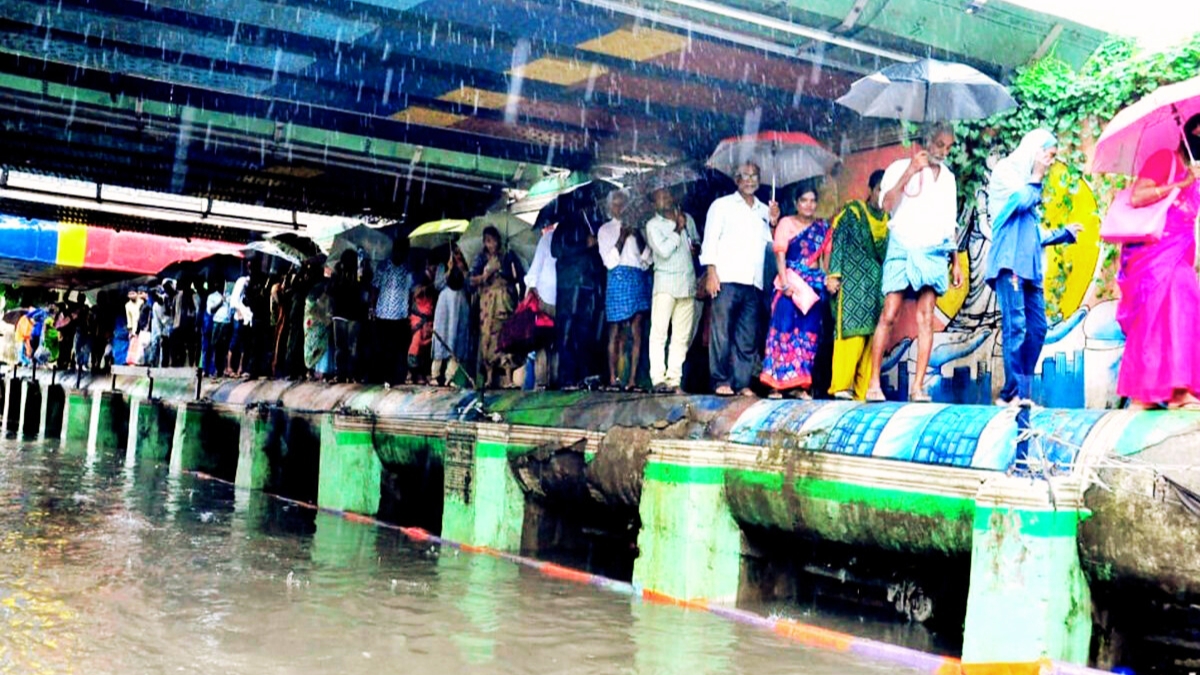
[0,437,931,675]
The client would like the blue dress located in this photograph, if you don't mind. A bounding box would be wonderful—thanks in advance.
[760,221,829,391]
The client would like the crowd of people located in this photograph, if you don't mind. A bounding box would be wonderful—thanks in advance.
[6,116,1200,409]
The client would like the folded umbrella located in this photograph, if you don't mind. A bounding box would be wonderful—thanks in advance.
[836,58,1016,123]
[1093,74,1200,175]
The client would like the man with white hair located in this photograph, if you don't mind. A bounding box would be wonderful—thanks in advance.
[866,123,963,403]
[598,189,653,391]
[701,161,778,397]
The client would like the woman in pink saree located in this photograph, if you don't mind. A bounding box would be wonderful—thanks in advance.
[1117,113,1200,409]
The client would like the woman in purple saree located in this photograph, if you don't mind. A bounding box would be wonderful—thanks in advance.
[1117,113,1200,409]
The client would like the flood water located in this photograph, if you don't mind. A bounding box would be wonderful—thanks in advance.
[1,437,930,675]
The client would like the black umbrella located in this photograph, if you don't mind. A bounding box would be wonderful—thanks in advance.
[532,179,621,231]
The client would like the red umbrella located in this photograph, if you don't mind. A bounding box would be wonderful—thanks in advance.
[707,131,839,201]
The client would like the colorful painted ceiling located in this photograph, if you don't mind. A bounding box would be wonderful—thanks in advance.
[0,0,1106,226]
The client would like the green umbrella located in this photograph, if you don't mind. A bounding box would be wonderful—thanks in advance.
[407,218,470,250]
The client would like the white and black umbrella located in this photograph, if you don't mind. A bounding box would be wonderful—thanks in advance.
[836,58,1016,122]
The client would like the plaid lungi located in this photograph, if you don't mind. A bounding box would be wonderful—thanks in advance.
[605,265,652,322]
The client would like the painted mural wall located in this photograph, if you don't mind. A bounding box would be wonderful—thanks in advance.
[838,146,1121,410]
[0,214,241,277]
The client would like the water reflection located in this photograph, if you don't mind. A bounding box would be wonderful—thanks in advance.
[1,437,925,674]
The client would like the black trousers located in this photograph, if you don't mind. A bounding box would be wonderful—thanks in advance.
[708,282,760,391]
[372,318,410,385]
[556,285,601,387]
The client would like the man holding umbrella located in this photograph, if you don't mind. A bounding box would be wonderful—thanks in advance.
[701,162,778,396]
[866,123,963,403]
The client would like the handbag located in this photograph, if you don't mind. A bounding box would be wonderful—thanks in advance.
[1099,155,1178,244]
[498,294,554,355]
[773,268,820,314]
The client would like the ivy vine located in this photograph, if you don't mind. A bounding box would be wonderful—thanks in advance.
[947,34,1200,317]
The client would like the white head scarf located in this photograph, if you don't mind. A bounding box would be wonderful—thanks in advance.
[987,128,1057,223]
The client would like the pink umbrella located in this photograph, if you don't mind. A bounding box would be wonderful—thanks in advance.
[1093,74,1200,175]
[707,131,839,201]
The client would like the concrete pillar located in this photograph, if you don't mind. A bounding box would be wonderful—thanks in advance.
[35,380,49,439]
[632,440,744,604]
[19,379,44,439]
[235,407,271,491]
[440,423,525,552]
[42,384,66,440]
[126,397,176,464]
[63,390,92,444]
[90,390,129,453]
[961,477,1092,669]
[5,377,22,435]
[169,401,240,479]
[317,414,381,516]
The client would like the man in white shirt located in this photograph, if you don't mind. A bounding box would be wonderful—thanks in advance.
[701,162,779,396]
[866,123,963,403]
[524,223,558,389]
[597,190,653,391]
[645,188,699,393]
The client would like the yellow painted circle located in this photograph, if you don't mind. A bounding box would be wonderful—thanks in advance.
[1041,162,1102,318]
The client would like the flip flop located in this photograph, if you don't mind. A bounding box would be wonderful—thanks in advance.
[865,388,887,403]
[714,385,735,396]
[1168,401,1200,411]
[909,391,933,403]
[738,388,757,398]
[767,391,783,400]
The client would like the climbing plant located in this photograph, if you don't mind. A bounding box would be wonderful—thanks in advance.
[948,34,1200,316]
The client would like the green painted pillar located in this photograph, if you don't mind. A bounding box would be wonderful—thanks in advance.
[90,390,128,453]
[961,496,1092,667]
[170,402,209,475]
[127,398,175,464]
[440,423,525,552]
[632,440,744,604]
[317,415,381,516]
[235,408,271,491]
[64,390,92,444]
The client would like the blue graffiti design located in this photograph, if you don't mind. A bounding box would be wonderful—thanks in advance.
[823,402,906,456]
[912,406,1002,467]
[1045,307,1089,345]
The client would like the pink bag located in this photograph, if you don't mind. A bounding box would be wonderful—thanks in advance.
[773,269,820,315]
[1099,155,1178,244]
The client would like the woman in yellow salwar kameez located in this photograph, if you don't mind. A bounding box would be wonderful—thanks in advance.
[826,169,889,400]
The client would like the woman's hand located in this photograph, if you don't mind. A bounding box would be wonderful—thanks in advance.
[1187,163,1200,186]
[826,277,841,294]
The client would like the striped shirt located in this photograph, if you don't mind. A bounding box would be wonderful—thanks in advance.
[646,212,698,299]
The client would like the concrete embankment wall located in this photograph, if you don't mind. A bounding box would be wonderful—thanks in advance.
[4,369,1198,673]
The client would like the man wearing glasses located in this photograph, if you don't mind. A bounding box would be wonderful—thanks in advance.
[700,162,779,396]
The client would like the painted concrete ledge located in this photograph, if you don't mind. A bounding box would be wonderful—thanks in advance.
[6,371,1199,672]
